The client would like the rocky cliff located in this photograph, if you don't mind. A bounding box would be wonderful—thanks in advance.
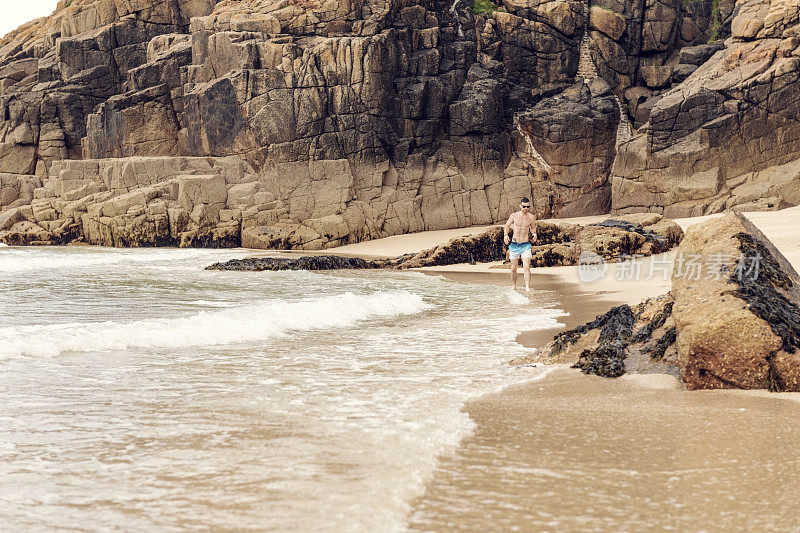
[612,0,800,217]
[0,0,797,248]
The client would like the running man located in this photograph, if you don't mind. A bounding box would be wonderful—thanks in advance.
[503,197,537,291]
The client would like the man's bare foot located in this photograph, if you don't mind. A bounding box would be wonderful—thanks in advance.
[525,286,530,292]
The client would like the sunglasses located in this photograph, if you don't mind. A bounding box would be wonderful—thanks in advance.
[521,204,531,208]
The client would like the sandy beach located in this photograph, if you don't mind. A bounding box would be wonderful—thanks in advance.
[329,207,800,345]
[6,0,800,527]
[2,209,798,531]
[328,206,800,530]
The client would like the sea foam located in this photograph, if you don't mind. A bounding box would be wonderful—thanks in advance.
[505,290,531,305]
[0,291,430,358]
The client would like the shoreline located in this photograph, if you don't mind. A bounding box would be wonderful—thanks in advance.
[407,365,800,531]
[403,207,800,530]
[317,207,800,529]
[394,207,800,355]
[417,267,634,349]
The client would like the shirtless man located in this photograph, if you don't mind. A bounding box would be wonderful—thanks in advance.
[503,198,537,291]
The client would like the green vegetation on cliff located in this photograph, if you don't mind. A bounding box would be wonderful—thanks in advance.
[473,0,504,14]
[708,0,721,42]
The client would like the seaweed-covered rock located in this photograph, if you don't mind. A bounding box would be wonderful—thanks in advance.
[205,215,685,272]
[576,225,649,261]
[206,256,383,271]
[574,342,627,378]
[577,213,683,259]
[514,293,678,376]
[673,212,800,391]
[535,221,582,244]
[390,227,507,269]
[529,242,577,267]
[565,305,636,377]
[388,222,579,269]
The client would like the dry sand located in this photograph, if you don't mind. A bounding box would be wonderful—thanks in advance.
[331,207,800,531]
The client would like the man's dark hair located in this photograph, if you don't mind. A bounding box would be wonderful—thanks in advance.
[520,197,531,205]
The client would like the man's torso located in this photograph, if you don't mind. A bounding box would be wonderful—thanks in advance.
[510,212,536,243]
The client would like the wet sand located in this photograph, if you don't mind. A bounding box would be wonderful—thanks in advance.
[407,368,800,531]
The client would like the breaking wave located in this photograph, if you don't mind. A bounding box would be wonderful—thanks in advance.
[0,291,430,358]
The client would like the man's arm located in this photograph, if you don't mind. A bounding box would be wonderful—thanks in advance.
[503,214,514,244]
[529,214,537,244]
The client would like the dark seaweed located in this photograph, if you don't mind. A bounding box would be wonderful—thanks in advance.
[733,232,793,290]
[559,300,679,377]
[630,302,674,344]
[550,305,635,378]
[574,342,627,378]
[550,304,634,357]
[766,353,785,393]
[645,326,676,361]
[598,305,636,343]
[728,233,800,353]
[591,219,667,246]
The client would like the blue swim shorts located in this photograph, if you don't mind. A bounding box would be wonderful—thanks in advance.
[509,241,532,260]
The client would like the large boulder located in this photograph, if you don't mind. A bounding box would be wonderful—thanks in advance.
[673,212,800,390]
[577,213,683,259]
[589,6,626,40]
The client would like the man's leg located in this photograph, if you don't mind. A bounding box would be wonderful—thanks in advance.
[522,256,532,292]
[510,257,519,290]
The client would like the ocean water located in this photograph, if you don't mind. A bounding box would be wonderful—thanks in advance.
[0,246,564,531]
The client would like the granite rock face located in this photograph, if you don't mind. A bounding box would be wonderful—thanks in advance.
[0,0,799,248]
[585,0,726,123]
[516,78,620,217]
[0,156,253,247]
[612,0,800,217]
[0,0,220,172]
[0,0,606,248]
